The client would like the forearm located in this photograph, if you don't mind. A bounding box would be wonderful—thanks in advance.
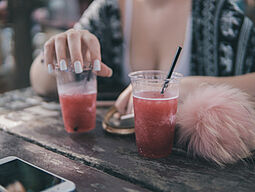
[29,52,58,97]
[180,73,255,101]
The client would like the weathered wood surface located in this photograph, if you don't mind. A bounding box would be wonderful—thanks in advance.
[0,131,151,192]
[1,88,255,192]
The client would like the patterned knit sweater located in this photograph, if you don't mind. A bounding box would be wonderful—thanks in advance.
[74,0,255,99]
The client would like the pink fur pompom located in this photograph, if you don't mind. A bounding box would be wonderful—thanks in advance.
[177,84,255,166]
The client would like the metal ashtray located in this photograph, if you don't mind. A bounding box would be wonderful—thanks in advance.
[102,106,135,135]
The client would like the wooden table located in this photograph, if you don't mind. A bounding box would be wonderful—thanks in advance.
[0,88,255,192]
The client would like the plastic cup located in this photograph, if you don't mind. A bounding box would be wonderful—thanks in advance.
[129,70,182,158]
[56,69,97,133]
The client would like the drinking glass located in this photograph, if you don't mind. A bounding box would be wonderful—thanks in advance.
[129,70,182,158]
[56,69,97,133]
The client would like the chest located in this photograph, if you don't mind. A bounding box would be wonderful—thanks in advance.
[129,1,190,72]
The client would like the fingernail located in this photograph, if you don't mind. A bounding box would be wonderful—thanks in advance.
[74,61,83,74]
[48,64,53,74]
[93,59,101,71]
[108,68,113,77]
[60,59,67,71]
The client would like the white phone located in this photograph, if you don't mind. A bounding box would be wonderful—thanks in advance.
[0,156,76,192]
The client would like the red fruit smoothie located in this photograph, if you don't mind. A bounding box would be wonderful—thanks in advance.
[133,91,178,158]
[59,92,97,133]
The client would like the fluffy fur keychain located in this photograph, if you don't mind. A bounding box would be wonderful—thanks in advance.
[176,84,255,166]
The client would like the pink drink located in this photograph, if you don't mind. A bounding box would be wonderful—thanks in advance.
[59,92,97,133]
[133,91,178,158]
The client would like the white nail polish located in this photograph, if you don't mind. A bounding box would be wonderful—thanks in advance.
[60,59,67,71]
[74,61,83,74]
[48,64,53,74]
[93,59,101,71]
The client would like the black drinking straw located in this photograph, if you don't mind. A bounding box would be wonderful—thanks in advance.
[86,63,93,81]
[160,46,182,94]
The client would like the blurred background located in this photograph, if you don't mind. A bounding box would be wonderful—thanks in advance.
[0,0,254,93]
[0,0,93,93]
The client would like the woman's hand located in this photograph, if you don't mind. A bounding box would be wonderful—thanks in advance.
[114,78,195,116]
[44,29,112,76]
[115,84,134,115]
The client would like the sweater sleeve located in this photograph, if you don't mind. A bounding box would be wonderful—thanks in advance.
[243,17,255,74]
[74,0,127,100]
[191,0,255,76]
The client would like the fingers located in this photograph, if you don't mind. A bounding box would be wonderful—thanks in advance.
[96,62,113,77]
[44,37,55,73]
[115,85,133,114]
[126,95,134,114]
[55,34,68,71]
[43,29,113,77]
[81,31,112,77]
[67,29,84,73]
[81,32,101,71]
[81,31,101,61]
[82,42,91,67]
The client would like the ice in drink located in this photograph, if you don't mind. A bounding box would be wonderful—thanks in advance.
[59,92,97,133]
[133,91,178,158]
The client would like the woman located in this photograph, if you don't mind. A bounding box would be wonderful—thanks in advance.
[30,0,255,114]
